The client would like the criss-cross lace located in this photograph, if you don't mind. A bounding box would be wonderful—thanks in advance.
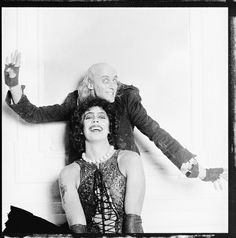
[92,169,119,233]
[76,150,126,233]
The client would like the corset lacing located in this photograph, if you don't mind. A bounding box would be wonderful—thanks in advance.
[92,169,119,233]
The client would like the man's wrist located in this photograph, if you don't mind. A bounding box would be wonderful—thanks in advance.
[198,166,207,180]
[9,84,21,91]
[181,157,199,178]
[9,85,24,104]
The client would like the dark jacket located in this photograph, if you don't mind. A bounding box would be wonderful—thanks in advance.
[5,83,195,169]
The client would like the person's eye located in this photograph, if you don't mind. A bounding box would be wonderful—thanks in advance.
[103,78,109,84]
[98,113,107,119]
[84,115,92,120]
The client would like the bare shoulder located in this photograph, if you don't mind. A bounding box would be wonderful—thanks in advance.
[117,150,142,177]
[118,150,141,165]
[59,162,80,181]
[119,149,139,158]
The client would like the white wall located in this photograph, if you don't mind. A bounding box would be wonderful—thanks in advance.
[2,8,228,233]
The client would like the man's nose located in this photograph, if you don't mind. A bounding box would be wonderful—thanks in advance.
[108,80,117,89]
[92,117,99,123]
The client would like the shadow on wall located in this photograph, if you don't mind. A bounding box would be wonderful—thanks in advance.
[133,131,192,190]
[134,131,171,174]
[3,102,24,123]
[49,179,61,203]
[48,179,67,225]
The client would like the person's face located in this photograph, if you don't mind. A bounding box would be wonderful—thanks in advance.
[83,106,110,142]
[91,64,118,103]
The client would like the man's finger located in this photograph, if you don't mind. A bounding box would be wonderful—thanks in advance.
[5,56,10,65]
[217,179,223,190]
[221,169,228,181]
[13,50,18,65]
[15,52,21,67]
[213,181,218,190]
[10,52,15,64]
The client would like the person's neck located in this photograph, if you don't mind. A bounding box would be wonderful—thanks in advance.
[85,140,114,162]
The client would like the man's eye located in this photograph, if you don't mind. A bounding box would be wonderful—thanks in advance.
[103,79,109,84]
[84,115,92,120]
[99,115,106,119]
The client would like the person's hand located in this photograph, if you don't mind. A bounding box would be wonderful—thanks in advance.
[4,50,21,88]
[202,167,228,190]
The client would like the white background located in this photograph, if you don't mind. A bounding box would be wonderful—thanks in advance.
[2,8,228,233]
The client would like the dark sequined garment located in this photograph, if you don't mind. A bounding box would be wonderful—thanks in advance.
[75,150,126,234]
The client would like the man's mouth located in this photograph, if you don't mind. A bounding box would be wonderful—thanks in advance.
[106,90,115,97]
[89,125,103,132]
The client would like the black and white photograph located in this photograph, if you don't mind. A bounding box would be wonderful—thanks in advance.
[2,7,229,236]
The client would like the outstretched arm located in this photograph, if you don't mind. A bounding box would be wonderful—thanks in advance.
[125,88,227,189]
[4,50,77,123]
[125,87,195,169]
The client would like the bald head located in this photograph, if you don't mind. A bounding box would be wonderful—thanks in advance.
[87,63,118,103]
[88,63,117,81]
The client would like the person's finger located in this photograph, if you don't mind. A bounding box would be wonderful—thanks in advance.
[220,169,228,181]
[223,168,228,173]
[12,50,18,65]
[217,179,223,190]
[10,52,13,64]
[213,181,218,190]
[5,56,10,65]
[221,174,228,181]
[15,52,21,67]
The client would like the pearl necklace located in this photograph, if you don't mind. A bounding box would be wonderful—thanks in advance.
[82,146,115,165]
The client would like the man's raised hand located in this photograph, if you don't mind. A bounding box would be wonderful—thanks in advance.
[5,50,21,88]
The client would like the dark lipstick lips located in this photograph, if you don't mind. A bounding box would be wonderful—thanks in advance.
[89,125,103,131]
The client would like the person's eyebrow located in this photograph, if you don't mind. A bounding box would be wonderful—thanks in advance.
[98,111,107,116]
[84,111,93,116]
[100,75,118,79]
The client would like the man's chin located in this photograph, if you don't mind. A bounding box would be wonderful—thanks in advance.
[106,97,115,103]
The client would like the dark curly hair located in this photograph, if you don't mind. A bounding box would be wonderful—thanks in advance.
[69,97,119,157]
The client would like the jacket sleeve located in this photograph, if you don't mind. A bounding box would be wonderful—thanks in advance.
[125,86,196,169]
[5,88,77,123]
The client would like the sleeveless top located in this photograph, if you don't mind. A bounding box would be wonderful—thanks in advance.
[75,150,126,234]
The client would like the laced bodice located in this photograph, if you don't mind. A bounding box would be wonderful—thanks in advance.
[75,150,126,234]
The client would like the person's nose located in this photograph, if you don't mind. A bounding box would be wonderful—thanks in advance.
[92,117,99,124]
[108,80,117,90]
